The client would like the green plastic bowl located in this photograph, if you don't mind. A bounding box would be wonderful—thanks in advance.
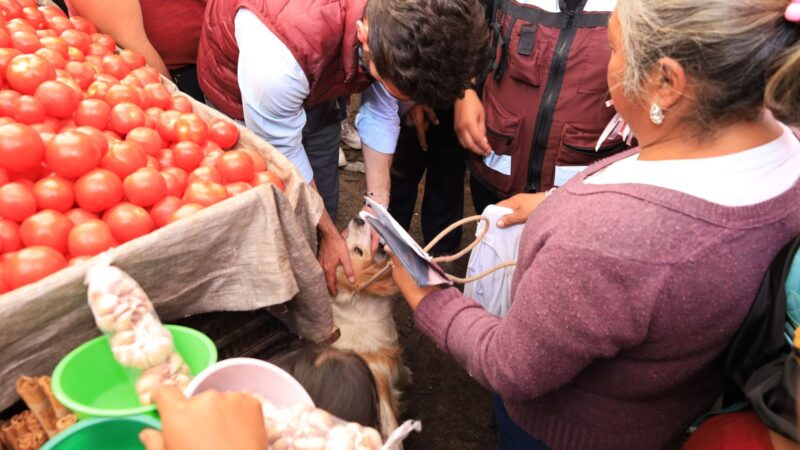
[40,415,161,450]
[52,325,217,419]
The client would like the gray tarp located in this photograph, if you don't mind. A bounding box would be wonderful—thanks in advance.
[0,91,333,411]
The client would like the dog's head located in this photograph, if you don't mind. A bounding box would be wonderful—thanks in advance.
[335,217,399,299]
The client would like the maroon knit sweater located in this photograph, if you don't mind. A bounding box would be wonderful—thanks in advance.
[414,149,800,450]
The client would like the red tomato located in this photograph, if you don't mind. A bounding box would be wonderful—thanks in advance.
[125,127,162,156]
[239,148,267,172]
[0,123,45,172]
[0,182,36,222]
[38,36,68,56]
[225,182,252,197]
[101,54,131,80]
[119,74,142,89]
[0,89,20,117]
[74,98,110,130]
[59,29,89,53]
[157,148,174,169]
[21,6,44,29]
[100,141,147,179]
[3,245,67,289]
[39,5,66,20]
[103,202,153,243]
[91,33,115,52]
[66,45,84,62]
[73,168,123,213]
[201,141,222,155]
[208,120,239,148]
[167,203,203,224]
[0,218,22,252]
[32,176,73,212]
[74,125,109,157]
[35,29,56,38]
[11,95,45,124]
[35,47,65,69]
[145,106,162,124]
[252,171,285,192]
[0,0,22,19]
[145,155,160,170]
[68,255,91,266]
[64,61,94,89]
[68,16,96,35]
[130,67,160,86]
[156,110,181,142]
[143,82,171,110]
[103,130,121,146]
[174,113,208,144]
[85,80,112,100]
[118,49,145,70]
[188,166,222,185]
[64,207,96,226]
[9,163,44,183]
[5,18,33,34]
[45,131,101,179]
[123,167,166,207]
[5,54,55,95]
[170,95,192,113]
[0,48,21,77]
[200,149,223,168]
[67,219,116,256]
[183,182,228,207]
[45,16,73,34]
[10,30,41,53]
[216,150,255,183]
[86,43,108,57]
[149,196,182,228]
[0,262,7,294]
[0,167,7,186]
[34,80,80,118]
[105,84,142,107]
[109,102,145,135]
[161,167,187,197]
[19,209,73,253]
[172,141,203,171]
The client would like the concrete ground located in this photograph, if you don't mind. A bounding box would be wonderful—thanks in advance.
[334,145,498,450]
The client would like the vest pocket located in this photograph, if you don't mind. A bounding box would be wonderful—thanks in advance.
[507,30,550,88]
[556,122,624,166]
[484,88,523,157]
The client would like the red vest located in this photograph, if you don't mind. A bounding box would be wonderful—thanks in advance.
[471,0,625,197]
[65,0,205,70]
[197,0,373,120]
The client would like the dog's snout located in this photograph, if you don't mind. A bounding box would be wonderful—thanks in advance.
[353,217,365,226]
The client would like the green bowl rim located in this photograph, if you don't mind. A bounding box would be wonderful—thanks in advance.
[51,325,218,418]
[40,414,162,450]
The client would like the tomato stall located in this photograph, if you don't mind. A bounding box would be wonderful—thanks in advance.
[0,0,333,413]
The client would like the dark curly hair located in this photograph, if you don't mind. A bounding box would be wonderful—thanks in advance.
[365,0,490,107]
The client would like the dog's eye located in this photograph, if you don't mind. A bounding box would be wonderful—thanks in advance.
[354,247,364,257]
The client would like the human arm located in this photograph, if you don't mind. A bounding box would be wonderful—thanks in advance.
[403,104,439,151]
[394,243,660,399]
[235,10,353,294]
[356,81,400,207]
[454,88,492,156]
[69,0,170,76]
[140,386,266,450]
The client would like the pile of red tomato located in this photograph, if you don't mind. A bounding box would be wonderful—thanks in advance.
[0,0,285,294]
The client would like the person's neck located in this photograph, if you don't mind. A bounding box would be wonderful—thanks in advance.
[637,112,784,161]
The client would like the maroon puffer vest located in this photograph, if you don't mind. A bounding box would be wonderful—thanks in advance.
[197,0,373,120]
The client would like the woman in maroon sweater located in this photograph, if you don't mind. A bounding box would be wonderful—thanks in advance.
[391,1,800,449]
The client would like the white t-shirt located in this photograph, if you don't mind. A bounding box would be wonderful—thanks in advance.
[586,126,800,206]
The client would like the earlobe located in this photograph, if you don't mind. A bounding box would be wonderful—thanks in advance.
[655,58,687,110]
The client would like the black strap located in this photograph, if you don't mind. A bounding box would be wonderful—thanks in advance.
[493,17,518,81]
[497,0,610,29]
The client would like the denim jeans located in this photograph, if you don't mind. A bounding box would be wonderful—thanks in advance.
[493,395,551,450]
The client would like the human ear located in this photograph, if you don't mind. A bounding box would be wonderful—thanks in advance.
[356,20,370,49]
[650,57,687,111]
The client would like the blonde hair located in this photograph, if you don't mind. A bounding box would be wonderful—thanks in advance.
[615,0,800,132]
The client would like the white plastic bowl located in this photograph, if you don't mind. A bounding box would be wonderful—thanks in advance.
[185,358,314,407]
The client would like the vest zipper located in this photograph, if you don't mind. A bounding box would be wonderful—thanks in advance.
[525,6,582,192]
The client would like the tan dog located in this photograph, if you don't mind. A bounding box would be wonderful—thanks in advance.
[332,217,411,440]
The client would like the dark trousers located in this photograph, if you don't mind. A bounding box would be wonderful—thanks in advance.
[470,174,503,217]
[492,395,551,450]
[170,65,205,103]
[389,108,466,256]
[303,100,342,220]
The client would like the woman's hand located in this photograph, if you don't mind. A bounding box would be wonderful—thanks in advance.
[140,387,267,450]
[404,104,439,151]
[496,192,547,228]
[389,251,439,310]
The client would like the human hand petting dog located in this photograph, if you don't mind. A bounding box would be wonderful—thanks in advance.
[387,248,440,311]
[140,386,266,450]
